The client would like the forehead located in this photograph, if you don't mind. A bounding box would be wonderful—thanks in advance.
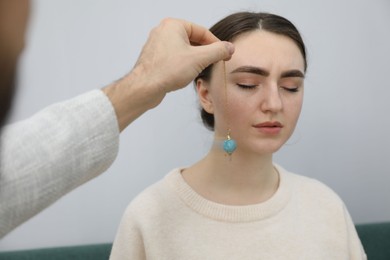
[227,30,305,72]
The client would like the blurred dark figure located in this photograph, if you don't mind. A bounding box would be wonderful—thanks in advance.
[0,0,30,127]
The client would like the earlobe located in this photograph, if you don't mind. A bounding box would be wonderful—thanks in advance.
[196,79,214,114]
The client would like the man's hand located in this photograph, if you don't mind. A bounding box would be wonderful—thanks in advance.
[104,18,234,131]
[134,18,234,93]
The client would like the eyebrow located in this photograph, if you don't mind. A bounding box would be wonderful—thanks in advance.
[281,70,305,78]
[230,66,305,78]
[231,66,270,76]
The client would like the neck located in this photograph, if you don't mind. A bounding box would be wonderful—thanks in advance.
[182,142,279,205]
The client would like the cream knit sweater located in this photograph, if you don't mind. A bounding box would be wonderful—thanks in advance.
[0,90,119,238]
[110,165,366,260]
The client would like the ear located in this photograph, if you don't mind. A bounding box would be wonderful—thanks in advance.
[196,79,214,114]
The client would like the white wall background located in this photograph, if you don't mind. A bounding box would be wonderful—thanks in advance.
[1,0,389,251]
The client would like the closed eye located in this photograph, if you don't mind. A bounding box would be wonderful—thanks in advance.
[237,83,257,89]
[280,86,300,93]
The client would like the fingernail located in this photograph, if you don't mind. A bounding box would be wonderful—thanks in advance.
[225,42,235,55]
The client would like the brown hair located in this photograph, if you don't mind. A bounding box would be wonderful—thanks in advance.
[196,12,307,130]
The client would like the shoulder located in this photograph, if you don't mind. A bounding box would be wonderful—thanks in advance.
[276,164,345,208]
[122,168,182,221]
[276,165,350,226]
[275,165,366,257]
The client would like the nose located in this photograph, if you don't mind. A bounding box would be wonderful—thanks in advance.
[260,83,283,113]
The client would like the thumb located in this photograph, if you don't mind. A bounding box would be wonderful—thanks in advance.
[193,41,235,69]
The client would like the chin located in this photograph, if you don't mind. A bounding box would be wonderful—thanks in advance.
[241,142,284,156]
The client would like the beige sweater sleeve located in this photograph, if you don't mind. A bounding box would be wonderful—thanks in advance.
[110,205,146,260]
[343,205,367,260]
[0,90,119,238]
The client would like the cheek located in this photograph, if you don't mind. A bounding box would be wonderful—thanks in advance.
[212,91,250,132]
[225,93,258,131]
[229,98,252,120]
[284,95,304,124]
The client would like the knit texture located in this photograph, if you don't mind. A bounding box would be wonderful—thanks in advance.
[0,90,120,238]
[110,165,366,260]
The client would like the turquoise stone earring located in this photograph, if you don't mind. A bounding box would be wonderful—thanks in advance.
[222,61,237,157]
[223,130,236,155]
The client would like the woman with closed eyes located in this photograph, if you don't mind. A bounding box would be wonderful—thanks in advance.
[110,11,366,260]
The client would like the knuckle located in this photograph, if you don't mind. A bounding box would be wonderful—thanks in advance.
[160,17,175,26]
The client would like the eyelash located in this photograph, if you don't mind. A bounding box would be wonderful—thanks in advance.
[237,83,256,89]
[237,84,300,93]
[281,87,300,93]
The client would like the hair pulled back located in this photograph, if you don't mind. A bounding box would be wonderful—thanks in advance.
[196,12,307,130]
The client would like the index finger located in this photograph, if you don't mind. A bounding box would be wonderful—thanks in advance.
[182,19,220,45]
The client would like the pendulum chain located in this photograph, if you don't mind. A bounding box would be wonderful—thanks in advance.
[222,61,237,158]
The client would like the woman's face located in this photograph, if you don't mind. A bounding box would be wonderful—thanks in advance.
[197,30,305,155]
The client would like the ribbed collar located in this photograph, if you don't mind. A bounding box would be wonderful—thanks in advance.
[165,164,293,223]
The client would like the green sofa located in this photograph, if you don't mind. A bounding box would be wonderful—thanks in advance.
[1,222,389,259]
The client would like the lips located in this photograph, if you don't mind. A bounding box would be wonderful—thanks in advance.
[254,121,283,128]
[253,121,283,134]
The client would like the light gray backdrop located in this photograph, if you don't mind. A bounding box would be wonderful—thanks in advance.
[1,0,389,251]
